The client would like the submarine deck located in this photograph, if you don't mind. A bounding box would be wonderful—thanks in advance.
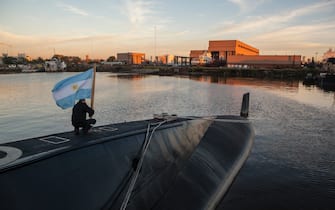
[0,115,249,173]
[0,114,254,210]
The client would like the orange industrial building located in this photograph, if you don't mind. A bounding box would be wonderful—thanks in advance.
[190,40,259,61]
[227,55,302,68]
[189,50,208,59]
[158,54,175,65]
[190,40,301,68]
[117,52,145,65]
[208,40,259,59]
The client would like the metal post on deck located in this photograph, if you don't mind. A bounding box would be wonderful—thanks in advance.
[240,93,250,118]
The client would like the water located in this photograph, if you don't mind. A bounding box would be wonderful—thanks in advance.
[1,72,334,209]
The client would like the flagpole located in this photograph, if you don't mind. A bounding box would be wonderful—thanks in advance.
[91,64,96,109]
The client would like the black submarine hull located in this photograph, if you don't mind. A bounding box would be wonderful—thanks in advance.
[0,96,254,210]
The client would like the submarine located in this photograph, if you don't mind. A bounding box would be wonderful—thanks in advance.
[0,93,254,210]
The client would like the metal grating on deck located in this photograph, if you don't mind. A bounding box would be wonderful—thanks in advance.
[39,136,70,144]
[93,127,119,133]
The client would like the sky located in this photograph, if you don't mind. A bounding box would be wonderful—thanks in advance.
[0,0,335,60]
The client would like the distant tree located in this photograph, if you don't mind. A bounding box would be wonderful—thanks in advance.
[31,57,45,64]
[52,54,64,60]
[71,56,81,64]
[17,56,28,64]
[61,56,81,64]
[62,56,69,64]
[3,56,17,64]
[107,56,116,62]
[37,57,44,63]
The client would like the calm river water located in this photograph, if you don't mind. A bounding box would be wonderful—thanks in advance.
[1,72,334,209]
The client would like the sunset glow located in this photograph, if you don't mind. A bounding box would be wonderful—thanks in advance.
[1,0,335,60]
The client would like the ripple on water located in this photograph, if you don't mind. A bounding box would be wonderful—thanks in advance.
[1,74,335,209]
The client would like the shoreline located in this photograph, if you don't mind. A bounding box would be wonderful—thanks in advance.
[0,65,323,80]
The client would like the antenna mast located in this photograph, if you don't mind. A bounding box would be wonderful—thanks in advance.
[154,26,156,63]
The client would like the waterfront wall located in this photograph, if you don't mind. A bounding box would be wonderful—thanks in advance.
[0,63,321,80]
[227,55,302,68]
[151,66,314,79]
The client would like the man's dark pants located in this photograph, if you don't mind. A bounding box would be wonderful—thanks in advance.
[73,119,96,134]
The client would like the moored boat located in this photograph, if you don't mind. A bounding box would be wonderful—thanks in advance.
[316,72,335,91]
[303,73,316,85]
[0,93,254,210]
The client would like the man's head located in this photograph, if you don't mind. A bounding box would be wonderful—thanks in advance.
[79,99,86,103]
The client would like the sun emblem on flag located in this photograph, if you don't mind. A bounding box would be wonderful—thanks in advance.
[72,84,78,91]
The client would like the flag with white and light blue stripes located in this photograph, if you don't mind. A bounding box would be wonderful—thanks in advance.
[52,68,93,109]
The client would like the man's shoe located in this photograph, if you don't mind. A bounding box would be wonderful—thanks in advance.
[83,125,92,134]
[74,128,79,135]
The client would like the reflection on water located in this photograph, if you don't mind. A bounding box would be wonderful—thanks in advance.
[189,75,335,110]
[189,75,299,90]
[1,72,334,209]
[108,73,147,80]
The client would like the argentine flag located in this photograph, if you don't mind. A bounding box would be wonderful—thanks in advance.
[52,69,93,109]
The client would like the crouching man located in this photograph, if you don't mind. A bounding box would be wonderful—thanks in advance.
[72,99,96,135]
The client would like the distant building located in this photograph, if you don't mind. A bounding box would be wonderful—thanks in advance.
[323,57,335,72]
[190,50,208,59]
[190,40,259,65]
[154,54,190,66]
[208,40,259,61]
[190,39,301,68]
[101,61,124,66]
[322,48,335,61]
[157,54,175,65]
[18,53,26,59]
[227,55,302,68]
[117,52,145,64]
[189,50,212,65]
[15,53,31,62]
[45,58,66,71]
[25,56,32,62]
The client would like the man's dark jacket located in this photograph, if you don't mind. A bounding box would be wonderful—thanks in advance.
[71,101,94,126]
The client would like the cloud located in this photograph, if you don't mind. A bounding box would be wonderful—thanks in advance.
[0,42,12,47]
[122,0,156,25]
[227,0,268,13]
[277,0,335,23]
[0,29,112,51]
[246,20,335,56]
[175,30,190,36]
[0,29,119,45]
[55,34,123,46]
[251,22,335,45]
[0,28,155,58]
[0,30,37,43]
[57,3,89,16]
[217,0,335,35]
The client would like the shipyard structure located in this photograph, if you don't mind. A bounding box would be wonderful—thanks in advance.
[117,52,146,65]
[107,40,301,68]
[116,52,190,66]
[190,40,301,68]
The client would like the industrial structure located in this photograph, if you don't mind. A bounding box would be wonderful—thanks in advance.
[322,48,335,61]
[117,52,145,65]
[156,54,190,66]
[227,55,301,68]
[190,40,301,68]
[157,54,175,65]
[208,40,259,60]
[44,58,66,72]
[189,50,212,65]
